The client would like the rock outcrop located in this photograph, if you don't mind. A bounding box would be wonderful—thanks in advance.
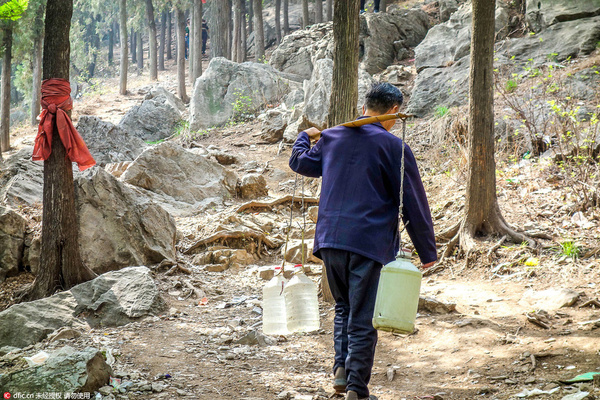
[120,141,238,215]
[0,206,26,282]
[0,147,44,207]
[526,0,600,32]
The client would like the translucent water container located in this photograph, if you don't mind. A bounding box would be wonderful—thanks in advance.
[372,250,422,334]
[284,269,320,333]
[262,267,289,335]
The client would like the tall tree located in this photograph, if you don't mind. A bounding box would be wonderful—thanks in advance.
[274,0,281,44]
[240,0,247,61]
[232,0,242,62]
[175,7,188,102]
[315,0,322,24]
[145,0,157,80]
[192,0,202,80]
[0,21,13,152]
[283,0,289,34]
[247,0,253,34]
[31,1,46,126]
[380,0,387,12]
[441,0,533,258]
[158,11,166,70]
[119,0,128,95]
[26,0,97,301]
[302,0,309,27]
[131,29,136,63]
[252,0,264,62]
[211,0,228,57]
[108,20,114,64]
[189,6,194,84]
[166,10,172,60]
[322,0,360,302]
[137,28,143,70]
[325,0,332,21]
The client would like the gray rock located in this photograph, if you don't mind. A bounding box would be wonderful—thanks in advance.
[282,239,320,264]
[0,147,44,206]
[415,1,509,72]
[76,116,148,167]
[237,174,268,199]
[147,85,187,114]
[0,267,164,348]
[246,19,278,56]
[302,58,374,130]
[526,0,600,32]
[418,296,457,314]
[0,206,26,282]
[284,89,305,108]
[234,330,276,346]
[0,346,111,393]
[519,288,581,310]
[120,141,238,216]
[74,167,177,274]
[440,0,462,22]
[210,150,238,166]
[360,9,430,75]
[283,118,303,143]
[189,58,294,130]
[119,87,183,142]
[260,109,289,143]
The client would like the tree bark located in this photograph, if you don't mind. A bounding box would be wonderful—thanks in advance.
[27,0,97,301]
[211,0,229,58]
[176,8,188,102]
[327,0,359,128]
[108,22,114,64]
[248,0,253,34]
[189,6,195,84]
[315,0,323,24]
[131,29,136,63]
[226,0,232,60]
[283,0,289,34]
[31,2,46,126]
[232,0,242,62]
[326,0,333,21]
[119,0,128,95]
[380,0,387,12]
[145,0,158,80]
[275,0,281,44]
[302,0,309,27]
[87,15,100,78]
[159,11,166,70]
[192,0,202,81]
[137,29,143,70]
[0,23,12,153]
[167,11,172,60]
[252,0,264,62]
[240,0,247,61]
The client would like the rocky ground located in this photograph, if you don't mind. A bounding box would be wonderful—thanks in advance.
[1,1,600,399]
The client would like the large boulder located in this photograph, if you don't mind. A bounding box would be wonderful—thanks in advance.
[0,206,26,282]
[0,346,112,394]
[120,141,238,215]
[0,266,164,348]
[526,0,600,32]
[189,58,296,130]
[360,8,430,75]
[414,1,509,72]
[119,86,183,142]
[74,167,177,274]
[302,58,375,130]
[76,116,148,167]
[0,147,44,206]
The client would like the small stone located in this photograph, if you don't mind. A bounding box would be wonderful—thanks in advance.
[152,382,167,393]
[258,266,275,281]
[98,386,113,396]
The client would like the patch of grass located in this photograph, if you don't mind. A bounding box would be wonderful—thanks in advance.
[505,79,518,93]
[558,240,580,259]
[435,105,449,118]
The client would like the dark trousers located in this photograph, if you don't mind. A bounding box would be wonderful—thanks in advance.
[202,34,208,54]
[321,248,382,399]
[360,0,381,11]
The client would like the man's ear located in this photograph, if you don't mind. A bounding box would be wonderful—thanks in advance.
[362,105,366,115]
[388,105,400,114]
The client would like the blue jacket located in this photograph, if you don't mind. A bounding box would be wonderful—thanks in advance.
[289,120,437,266]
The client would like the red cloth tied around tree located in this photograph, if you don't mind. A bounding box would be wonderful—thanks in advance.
[32,78,96,171]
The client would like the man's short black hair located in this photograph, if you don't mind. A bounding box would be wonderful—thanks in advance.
[364,82,404,114]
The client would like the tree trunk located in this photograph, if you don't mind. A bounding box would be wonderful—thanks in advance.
[137,30,143,70]
[87,15,100,78]
[248,0,253,34]
[275,0,281,44]
[131,29,136,63]
[232,0,242,62]
[176,8,188,102]
[380,0,387,12]
[31,2,45,126]
[211,0,228,58]
[0,23,12,153]
[302,0,309,27]
[315,0,323,24]
[145,0,158,80]
[192,0,202,81]
[119,0,128,95]
[252,0,264,62]
[327,0,359,128]
[27,0,97,301]
[226,0,232,60]
[167,11,173,60]
[283,0,289,34]
[159,11,166,70]
[189,5,195,84]
[326,0,333,21]
[240,0,247,61]
[108,22,114,64]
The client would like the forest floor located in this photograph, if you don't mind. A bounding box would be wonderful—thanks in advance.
[2,50,600,400]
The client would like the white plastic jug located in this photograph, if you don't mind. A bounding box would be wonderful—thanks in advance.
[372,251,422,334]
[284,269,320,333]
[262,267,289,335]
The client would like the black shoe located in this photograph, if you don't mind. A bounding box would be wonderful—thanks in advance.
[346,391,377,400]
[333,367,347,393]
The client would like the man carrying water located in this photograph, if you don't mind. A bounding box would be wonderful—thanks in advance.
[289,82,437,400]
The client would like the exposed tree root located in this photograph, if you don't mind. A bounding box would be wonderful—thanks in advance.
[236,195,319,213]
[184,230,280,255]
